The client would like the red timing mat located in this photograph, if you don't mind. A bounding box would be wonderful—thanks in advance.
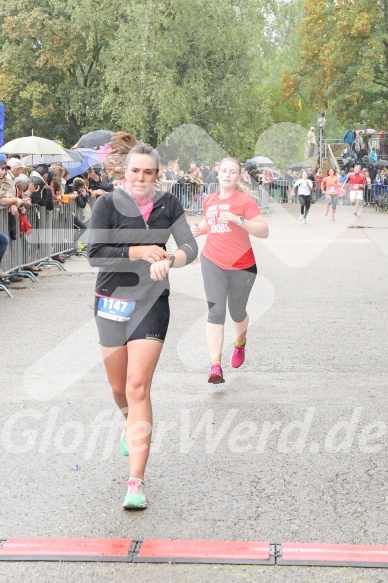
[0,538,132,559]
[280,542,388,567]
[1,538,388,567]
[136,539,271,563]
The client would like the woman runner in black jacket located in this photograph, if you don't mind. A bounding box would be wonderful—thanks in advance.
[88,143,197,510]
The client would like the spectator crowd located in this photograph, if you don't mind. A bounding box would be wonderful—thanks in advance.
[0,155,117,285]
[1,128,388,291]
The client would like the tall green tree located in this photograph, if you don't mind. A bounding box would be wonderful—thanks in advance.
[257,0,310,126]
[0,0,331,158]
[0,0,121,143]
[101,0,273,158]
[283,0,388,127]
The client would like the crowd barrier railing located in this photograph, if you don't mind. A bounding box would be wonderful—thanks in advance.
[160,182,271,213]
[0,201,82,296]
[8,179,380,296]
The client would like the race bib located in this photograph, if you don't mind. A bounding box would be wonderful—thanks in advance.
[329,186,336,192]
[354,184,362,189]
[97,297,136,322]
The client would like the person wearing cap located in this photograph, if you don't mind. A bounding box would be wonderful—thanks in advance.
[8,157,26,179]
[0,161,32,215]
[0,159,16,198]
[7,158,27,198]
[31,163,49,183]
[0,192,21,262]
[0,173,32,281]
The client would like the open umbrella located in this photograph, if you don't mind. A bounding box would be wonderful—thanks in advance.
[372,159,388,168]
[355,129,376,135]
[247,156,273,165]
[0,136,66,155]
[21,149,83,166]
[77,130,113,149]
[63,149,101,180]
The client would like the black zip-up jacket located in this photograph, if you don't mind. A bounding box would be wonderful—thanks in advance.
[87,188,198,300]
[75,192,90,209]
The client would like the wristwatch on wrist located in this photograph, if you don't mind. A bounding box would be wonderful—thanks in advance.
[168,253,176,267]
[237,216,245,226]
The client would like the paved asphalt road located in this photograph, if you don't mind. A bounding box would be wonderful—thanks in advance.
[1,203,388,582]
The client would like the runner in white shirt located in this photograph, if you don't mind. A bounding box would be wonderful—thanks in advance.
[292,171,313,224]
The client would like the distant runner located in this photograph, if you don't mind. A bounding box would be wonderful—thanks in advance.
[321,168,341,221]
[292,171,313,224]
[343,164,366,217]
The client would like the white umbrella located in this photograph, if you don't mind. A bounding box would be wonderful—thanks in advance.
[248,156,274,165]
[0,136,66,155]
[21,149,83,166]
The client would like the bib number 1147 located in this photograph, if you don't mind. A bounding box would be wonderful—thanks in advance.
[97,297,136,322]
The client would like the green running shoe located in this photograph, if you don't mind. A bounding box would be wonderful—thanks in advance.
[123,478,147,510]
[120,429,129,456]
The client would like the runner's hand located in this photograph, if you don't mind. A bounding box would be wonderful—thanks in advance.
[132,245,169,263]
[150,258,170,281]
[219,211,238,224]
[191,222,202,237]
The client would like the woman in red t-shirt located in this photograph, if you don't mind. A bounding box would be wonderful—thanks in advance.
[191,157,269,384]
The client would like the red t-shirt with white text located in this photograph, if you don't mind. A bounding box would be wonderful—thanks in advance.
[202,190,261,269]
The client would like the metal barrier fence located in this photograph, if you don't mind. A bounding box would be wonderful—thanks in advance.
[2,181,382,297]
[161,182,270,213]
[0,202,81,296]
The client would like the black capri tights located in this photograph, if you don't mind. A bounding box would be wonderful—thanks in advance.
[201,254,257,325]
[299,194,311,217]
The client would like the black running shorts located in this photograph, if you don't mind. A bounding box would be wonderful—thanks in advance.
[94,295,170,347]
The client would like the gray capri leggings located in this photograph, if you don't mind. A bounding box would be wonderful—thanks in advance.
[325,194,338,210]
[201,254,257,325]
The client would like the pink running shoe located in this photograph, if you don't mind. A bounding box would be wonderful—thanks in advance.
[230,343,246,368]
[208,364,225,384]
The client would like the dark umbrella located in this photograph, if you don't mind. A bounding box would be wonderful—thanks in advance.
[243,161,255,171]
[372,159,388,168]
[288,162,311,171]
[77,130,113,149]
